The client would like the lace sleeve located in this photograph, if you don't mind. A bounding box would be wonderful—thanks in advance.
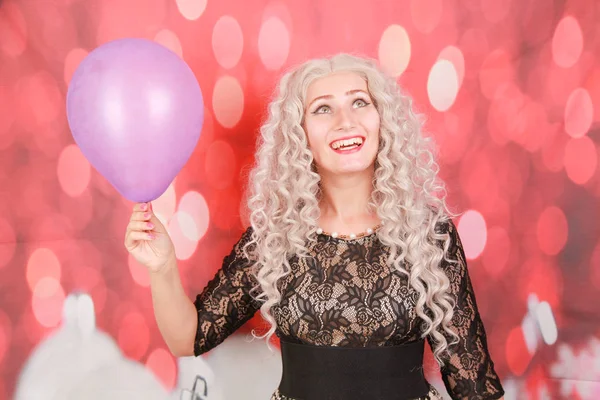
[429,220,505,400]
[193,227,261,356]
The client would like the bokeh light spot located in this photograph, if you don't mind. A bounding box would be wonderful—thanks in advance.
[427,59,459,112]
[537,206,568,256]
[178,190,210,241]
[151,182,177,228]
[27,248,61,292]
[552,16,583,68]
[438,46,465,88]
[521,307,539,354]
[378,25,411,78]
[168,212,200,261]
[262,2,293,33]
[457,210,487,260]
[175,0,207,21]
[146,348,176,389]
[57,144,91,197]
[506,326,532,376]
[117,311,150,360]
[212,76,244,128]
[154,29,183,58]
[564,136,597,185]
[258,17,290,71]
[564,88,593,138]
[536,301,557,345]
[212,16,244,69]
[32,277,65,328]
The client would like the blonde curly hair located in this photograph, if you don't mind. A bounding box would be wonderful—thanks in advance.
[243,53,461,366]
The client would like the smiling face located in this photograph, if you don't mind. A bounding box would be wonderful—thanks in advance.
[303,71,381,177]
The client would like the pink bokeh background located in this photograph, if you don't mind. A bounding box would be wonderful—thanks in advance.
[1,0,599,398]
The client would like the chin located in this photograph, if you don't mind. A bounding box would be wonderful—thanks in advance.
[332,161,376,175]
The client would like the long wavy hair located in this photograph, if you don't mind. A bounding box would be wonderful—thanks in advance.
[243,53,461,366]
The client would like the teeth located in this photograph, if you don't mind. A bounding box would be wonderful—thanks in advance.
[331,137,364,150]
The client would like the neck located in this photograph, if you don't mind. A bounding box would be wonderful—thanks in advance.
[318,169,375,223]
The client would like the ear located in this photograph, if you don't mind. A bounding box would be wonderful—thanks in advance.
[62,292,96,337]
[76,292,96,336]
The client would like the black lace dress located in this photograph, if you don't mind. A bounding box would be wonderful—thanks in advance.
[193,221,505,400]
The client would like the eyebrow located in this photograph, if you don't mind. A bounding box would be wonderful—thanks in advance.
[306,89,370,109]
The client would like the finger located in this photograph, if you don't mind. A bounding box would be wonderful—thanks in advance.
[130,210,153,222]
[133,202,150,212]
[127,220,155,233]
[125,230,156,247]
[129,212,168,235]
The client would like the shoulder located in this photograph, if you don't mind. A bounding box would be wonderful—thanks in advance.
[228,226,255,257]
[433,219,469,281]
[432,217,466,268]
[239,226,254,243]
[433,216,458,241]
[229,226,256,260]
[222,227,256,275]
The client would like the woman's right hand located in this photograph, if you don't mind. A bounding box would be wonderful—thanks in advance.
[124,202,176,274]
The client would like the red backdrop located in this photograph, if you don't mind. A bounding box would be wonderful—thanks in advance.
[1,0,599,398]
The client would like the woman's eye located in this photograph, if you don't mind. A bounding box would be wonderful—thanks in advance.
[313,105,331,114]
[353,98,370,108]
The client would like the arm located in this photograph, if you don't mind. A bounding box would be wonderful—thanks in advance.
[150,257,198,357]
[192,227,262,356]
[150,227,261,357]
[428,220,505,400]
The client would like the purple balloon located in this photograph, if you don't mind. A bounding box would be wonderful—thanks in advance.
[66,38,204,202]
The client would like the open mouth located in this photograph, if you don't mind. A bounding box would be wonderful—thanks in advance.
[329,136,365,152]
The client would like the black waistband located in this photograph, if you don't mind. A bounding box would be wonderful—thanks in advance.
[278,339,429,400]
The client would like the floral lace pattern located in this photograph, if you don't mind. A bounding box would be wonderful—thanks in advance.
[193,220,504,399]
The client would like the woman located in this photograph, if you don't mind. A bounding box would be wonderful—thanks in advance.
[125,54,505,400]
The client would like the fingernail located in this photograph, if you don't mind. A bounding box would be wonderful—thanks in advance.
[141,203,147,211]
[147,223,154,229]
[144,212,151,219]
[148,233,155,240]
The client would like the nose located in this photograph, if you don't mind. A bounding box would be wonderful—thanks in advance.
[335,106,356,131]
